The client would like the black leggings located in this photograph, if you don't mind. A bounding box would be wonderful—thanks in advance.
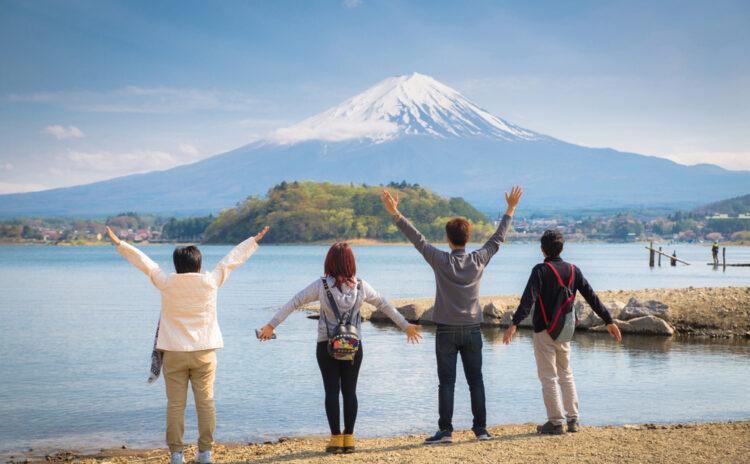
[316,341,363,435]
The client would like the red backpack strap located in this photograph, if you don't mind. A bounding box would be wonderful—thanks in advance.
[544,261,565,287]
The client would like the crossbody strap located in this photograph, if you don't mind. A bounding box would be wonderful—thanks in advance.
[321,278,344,324]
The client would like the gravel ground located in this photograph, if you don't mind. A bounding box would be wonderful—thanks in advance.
[31,421,750,464]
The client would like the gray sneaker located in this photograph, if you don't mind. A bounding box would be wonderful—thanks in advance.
[196,451,212,464]
[424,430,453,445]
[474,428,493,441]
[567,419,579,433]
[170,452,185,464]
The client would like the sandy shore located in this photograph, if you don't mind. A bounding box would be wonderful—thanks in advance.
[24,421,750,464]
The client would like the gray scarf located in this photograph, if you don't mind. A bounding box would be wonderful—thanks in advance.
[147,321,163,384]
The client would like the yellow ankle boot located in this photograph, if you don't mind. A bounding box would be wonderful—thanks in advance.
[325,435,343,454]
[342,434,355,453]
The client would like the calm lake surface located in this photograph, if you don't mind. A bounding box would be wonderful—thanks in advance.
[0,242,749,454]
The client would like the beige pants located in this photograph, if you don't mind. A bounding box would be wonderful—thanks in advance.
[162,349,217,452]
[532,331,579,426]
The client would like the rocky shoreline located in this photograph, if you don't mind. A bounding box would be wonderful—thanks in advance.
[15,421,750,464]
[307,286,750,338]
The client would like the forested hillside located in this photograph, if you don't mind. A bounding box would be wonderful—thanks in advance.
[203,181,496,244]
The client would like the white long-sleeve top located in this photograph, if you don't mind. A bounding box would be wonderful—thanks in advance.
[117,237,259,351]
[268,276,410,342]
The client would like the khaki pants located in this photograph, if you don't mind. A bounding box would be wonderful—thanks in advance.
[532,331,579,426]
[162,349,217,452]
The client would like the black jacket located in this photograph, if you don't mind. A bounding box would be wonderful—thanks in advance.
[512,257,613,332]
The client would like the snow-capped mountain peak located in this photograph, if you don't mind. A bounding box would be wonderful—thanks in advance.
[272,72,538,144]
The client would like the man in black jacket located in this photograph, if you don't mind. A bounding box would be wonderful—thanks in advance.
[503,229,622,435]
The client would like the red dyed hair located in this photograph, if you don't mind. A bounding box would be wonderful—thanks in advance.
[324,242,357,290]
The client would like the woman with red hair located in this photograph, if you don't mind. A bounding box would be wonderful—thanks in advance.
[258,242,421,453]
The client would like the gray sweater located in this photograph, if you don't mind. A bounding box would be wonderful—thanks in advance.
[396,214,512,326]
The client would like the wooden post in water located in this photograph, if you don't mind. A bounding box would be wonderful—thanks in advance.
[671,251,677,266]
[723,247,726,269]
[649,241,655,267]
[658,246,662,266]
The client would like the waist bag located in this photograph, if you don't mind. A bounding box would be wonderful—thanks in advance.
[322,278,362,361]
[538,262,577,342]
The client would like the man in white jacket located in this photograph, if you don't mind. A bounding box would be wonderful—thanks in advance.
[106,225,269,464]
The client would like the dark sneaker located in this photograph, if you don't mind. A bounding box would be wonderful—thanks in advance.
[424,430,453,445]
[474,428,493,441]
[536,421,565,435]
[567,419,579,433]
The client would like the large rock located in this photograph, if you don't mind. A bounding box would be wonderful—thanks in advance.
[591,316,674,336]
[371,303,425,323]
[418,306,436,325]
[575,299,626,329]
[620,298,670,321]
[482,301,514,327]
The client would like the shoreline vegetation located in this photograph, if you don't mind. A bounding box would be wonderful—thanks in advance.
[1,182,749,247]
[301,286,750,339]
[10,421,749,464]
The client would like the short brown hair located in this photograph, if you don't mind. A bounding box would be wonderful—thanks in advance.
[324,242,357,290]
[445,218,472,246]
[541,229,564,257]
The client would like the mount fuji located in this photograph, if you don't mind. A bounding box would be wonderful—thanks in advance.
[1,72,749,216]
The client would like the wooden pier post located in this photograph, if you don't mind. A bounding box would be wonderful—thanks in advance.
[671,251,677,266]
[649,241,655,267]
[658,246,662,266]
[723,247,726,269]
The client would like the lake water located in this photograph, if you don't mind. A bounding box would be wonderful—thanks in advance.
[0,242,749,455]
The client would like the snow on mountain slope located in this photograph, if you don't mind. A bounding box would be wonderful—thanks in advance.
[272,72,538,144]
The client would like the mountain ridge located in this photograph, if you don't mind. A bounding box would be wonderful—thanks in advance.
[1,73,748,217]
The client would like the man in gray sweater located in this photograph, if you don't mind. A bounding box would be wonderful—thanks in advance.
[381,186,522,444]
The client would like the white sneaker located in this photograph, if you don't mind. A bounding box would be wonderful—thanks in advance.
[170,452,185,464]
[196,450,213,464]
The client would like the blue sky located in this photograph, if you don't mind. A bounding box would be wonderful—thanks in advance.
[1,0,748,193]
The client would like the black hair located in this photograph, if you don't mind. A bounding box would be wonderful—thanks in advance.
[173,245,202,273]
[541,229,564,258]
[445,217,472,246]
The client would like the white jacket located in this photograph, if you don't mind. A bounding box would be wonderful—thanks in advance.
[117,237,258,351]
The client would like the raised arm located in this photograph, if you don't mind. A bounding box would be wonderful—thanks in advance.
[381,190,442,266]
[258,279,321,340]
[476,186,521,265]
[107,226,168,289]
[362,281,422,343]
[210,226,269,288]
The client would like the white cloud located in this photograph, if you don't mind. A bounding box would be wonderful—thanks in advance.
[343,0,362,7]
[62,146,206,175]
[664,152,750,171]
[10,87,258,114]
[42,125,85,140]
[0,181,47,194]
[178,143,200,156]
[1,163,13,171]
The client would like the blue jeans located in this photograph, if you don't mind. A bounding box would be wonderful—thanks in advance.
[435,324,486,432]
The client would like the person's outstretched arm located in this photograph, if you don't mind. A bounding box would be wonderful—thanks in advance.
[258,279,321,340]
[361,281,422,344]
[381,189,442,266]
[107,226,168,289]
[576,269,622,342]
[210,226,269,288]
[503,265,541,344]
[476,185,522,265]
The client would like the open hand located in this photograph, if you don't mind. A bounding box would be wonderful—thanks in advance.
[254,226,270,242]
[381,190,400,217]
[105,226,121,246]
[607,323,622,342]
[504,185,523,215]
[258,324,275,341]
[405,324,422,344]
[502,325,517,344]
